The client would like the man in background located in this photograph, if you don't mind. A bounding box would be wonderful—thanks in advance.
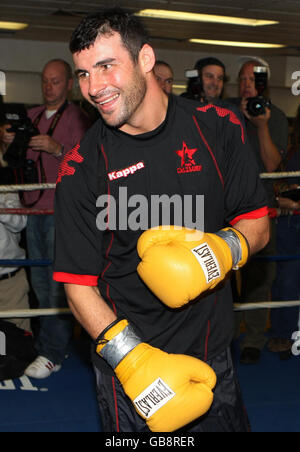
[0,110,30,333]
[182,57,227,102]
[227,58,289,364]
[153,60,174,96]
[4,59,91,378]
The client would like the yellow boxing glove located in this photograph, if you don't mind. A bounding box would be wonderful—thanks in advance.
[137,226,249,308]
[96,319,216,432]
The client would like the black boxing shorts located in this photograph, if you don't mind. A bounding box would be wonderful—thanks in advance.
[93,347,251,433]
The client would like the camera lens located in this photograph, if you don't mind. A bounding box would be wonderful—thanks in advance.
[246,97,266,116]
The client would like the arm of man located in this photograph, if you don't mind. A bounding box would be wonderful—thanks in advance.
[63,281,216,432]
[64,283,116,340]
[241,100,281,172]
[0,193,27,233]
[234,215,270,256]
[255,113,282,171]
[29,134,63,156]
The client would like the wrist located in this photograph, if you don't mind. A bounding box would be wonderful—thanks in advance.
[96,319,141,369]
[55,144,64,157]
[216,227,249,269]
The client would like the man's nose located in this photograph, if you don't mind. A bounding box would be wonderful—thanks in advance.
[88,73,107,98]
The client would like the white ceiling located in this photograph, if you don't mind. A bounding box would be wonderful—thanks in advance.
[1,0,300,56]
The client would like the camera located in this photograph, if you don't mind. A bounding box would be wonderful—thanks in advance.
[246,66,271,117]
[183,69,204,101]
[4,115,39,169]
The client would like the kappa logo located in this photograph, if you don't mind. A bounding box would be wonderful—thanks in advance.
[108,161,145,181]
[175,141,202,174]
[56,144,84,184]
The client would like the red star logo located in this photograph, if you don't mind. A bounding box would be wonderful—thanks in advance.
[175,142,198,167]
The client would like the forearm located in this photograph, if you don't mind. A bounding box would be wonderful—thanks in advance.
[257,125,282,172]
[64,283,116,340]
[234,215,270,255]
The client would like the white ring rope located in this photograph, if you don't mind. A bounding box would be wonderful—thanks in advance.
[234,300,300,311]
[0,308,71,319]
[0,183,56,193]
[0,172,299,319]
[260,171,300,179]
[0,171,299,193]
[0,301,299,318]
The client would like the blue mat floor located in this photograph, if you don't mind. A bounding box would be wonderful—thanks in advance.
[233,338,300,433]
[0,336,299,432]
[0,339,101,432]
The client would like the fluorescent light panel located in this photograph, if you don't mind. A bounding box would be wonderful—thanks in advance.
[189,38,285,48]
[135,9,278,27]
[0,21,28,31]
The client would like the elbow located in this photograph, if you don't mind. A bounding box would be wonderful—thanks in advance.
[261,223,270,249]
[256,217,271,253]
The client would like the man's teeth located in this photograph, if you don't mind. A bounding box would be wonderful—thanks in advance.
[100,94,119,105]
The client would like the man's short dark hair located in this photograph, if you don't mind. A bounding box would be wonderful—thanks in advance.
[69,7,149,64]
[194,57,226,74]
[154,60,174,75]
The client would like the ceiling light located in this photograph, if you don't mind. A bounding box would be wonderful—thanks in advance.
[189,39,285,48]
[135,10,278,27]
[0,21,28,31]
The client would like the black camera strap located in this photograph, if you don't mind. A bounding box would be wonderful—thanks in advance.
[32,99,69,137]
[21,100,69,208]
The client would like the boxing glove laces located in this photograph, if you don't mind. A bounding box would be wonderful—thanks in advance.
[137,226,249,308]
[96,318,217,432]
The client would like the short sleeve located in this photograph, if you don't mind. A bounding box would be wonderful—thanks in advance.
[221,107,269,225]
[53,140,103,286]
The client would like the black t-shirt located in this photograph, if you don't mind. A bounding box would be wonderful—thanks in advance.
[54,95,268,373]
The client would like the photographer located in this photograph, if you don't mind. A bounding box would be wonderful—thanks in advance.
[227,59,289,365]
[182,57,226,103]
[0,112,31,333]
[7,59,92,379]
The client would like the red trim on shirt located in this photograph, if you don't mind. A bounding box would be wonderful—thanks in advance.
[112,377,120,432]
[100,144,117,316]
[230,206,269,226]
[53,272,98,286]
[204,320,211,363]
[192,115,224,189]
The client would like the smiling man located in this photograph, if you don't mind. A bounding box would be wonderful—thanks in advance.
[183,57,226,103]
[53,8,270,433]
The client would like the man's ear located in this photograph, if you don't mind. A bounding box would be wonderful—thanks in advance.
[139,44,156,74]
[67,78,74,92]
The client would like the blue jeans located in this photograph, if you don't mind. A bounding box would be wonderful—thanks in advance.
[26,215,73,364]
[271,215,300,339]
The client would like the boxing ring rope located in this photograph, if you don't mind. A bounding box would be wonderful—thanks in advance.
[0,172,299,319]
[0,301,299,319]
[0,169,299,194]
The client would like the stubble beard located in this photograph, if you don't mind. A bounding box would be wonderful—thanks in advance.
[100,70,147,129]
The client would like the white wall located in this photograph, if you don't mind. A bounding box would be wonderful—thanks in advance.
[1,37,300,117]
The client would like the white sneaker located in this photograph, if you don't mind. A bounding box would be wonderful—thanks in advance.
[24,356,62,379]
